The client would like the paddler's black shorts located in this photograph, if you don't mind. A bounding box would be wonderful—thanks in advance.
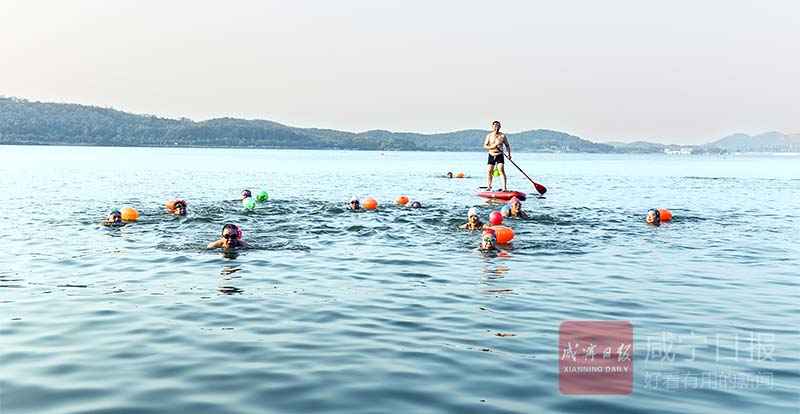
[487,153,504,165]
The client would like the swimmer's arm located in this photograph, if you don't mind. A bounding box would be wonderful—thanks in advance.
[207,240,223,249]
[459,223,468,229]
[238,241,254,249]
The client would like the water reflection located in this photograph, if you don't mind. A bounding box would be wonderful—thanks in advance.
[217,286,243,295]
[221,250,239,260]
[220,265,241,276]
[479,257,516,297]
[100,225,127,238]
[481,265,508,280]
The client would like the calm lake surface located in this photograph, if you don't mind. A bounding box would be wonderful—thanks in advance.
[1,146,798,414]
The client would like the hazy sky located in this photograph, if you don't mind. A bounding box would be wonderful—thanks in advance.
[2,0,798,144]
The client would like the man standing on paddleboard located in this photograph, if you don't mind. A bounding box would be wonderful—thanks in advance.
[483,120,511,192]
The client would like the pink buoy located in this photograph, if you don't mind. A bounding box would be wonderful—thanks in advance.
[489,211,503,225]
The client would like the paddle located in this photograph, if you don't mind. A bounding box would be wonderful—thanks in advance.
[502,151,547,195]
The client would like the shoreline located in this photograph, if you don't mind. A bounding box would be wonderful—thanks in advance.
[3,142,796,155]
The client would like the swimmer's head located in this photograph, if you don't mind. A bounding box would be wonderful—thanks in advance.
[349,196,360,210]
[107,209,122,223]
[481,228,497,249]
[241,189,252,200]
[411,201,422,208]
[468,207,480,222]
[447,172,453,178]
[646,208,661,224]
[173,200,187,215]
[221,223,241,248]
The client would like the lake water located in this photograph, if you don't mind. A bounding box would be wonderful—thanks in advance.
[1,146,798,413]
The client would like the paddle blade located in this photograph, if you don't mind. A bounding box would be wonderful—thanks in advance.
[534,182,547,195]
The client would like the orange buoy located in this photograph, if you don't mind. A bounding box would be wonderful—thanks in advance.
[396,196,409,205]
[120,207,139,221]
[363,198,378,210]
[491,225,515,243]
[455,172,465,178]
[166,199,187,212]
[658,208,672,221]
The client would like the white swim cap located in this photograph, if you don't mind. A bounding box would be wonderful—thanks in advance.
[350,195,360,203]
[468,207,477,217]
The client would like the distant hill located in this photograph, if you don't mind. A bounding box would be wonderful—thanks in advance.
[1,96,795,153]
[705,132,800,152]
[0,97,611,152]
[352,128,614,152]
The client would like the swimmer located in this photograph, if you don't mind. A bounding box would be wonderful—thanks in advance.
[349,196,361,210]
[207,224,254,249]
[410,201,423,208]
[646,208,660,225]
[241,189,252,200]
[460,207,487,230]
[102,209,125,227]
[481,227,499,251]
[108,209,122,223]
[172,200,187,216]
[478,227,511,257]
[503,197,529,218]
[446,172,453,178]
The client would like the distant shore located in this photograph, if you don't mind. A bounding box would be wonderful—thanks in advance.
[3,142,799,155]
[2,97,796,153]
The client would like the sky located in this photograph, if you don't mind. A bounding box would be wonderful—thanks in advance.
[1,0,798,144]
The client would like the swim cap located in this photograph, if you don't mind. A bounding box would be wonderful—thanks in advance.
[350,195,360,203]
[482,228,497,245]
[467,207,477,217]
[110,209,121,215]
[167,199,187,211]
[509,197,520,205]
[242,189,252,197]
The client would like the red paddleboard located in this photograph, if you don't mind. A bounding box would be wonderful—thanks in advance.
[474,188,527,201]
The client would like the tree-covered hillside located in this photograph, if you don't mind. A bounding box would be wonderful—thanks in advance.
[0,97,626,152]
